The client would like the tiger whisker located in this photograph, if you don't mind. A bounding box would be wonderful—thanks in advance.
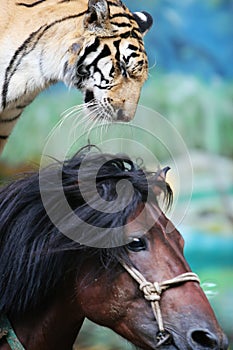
[148,58,157,71]
[58,105,87,130]
[85,111,101,139]
[71,103,101,140]
[60,103,102,154]
[59,101,98,131]
[61,101,95,119]
[60,102,88,119]
[98,113,105,142]
[57,98,115,146]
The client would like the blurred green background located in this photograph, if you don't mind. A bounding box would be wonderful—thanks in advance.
[0,0,232,348]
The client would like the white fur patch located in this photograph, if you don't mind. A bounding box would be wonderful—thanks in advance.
[134,12,147,23]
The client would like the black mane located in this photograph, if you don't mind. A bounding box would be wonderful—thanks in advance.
[0,148,172,318]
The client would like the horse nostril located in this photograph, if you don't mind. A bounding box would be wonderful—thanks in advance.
[190,330,218,349]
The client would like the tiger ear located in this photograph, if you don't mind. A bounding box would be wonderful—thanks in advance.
[133,11,153,36]
[84,0,110,32]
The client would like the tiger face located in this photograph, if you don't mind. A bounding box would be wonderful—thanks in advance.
[0,0,152,152]
[64,0,153,122]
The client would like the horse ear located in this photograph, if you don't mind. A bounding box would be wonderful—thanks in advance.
[159,167,170,181]
[133,11,153,36]
[152,167,171,196]
[84,0,110,32]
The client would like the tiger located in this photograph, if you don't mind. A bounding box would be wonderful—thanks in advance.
[0,0,153,154]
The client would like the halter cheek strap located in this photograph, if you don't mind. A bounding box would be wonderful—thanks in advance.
[121,262,200,344]
[0,315,25,350]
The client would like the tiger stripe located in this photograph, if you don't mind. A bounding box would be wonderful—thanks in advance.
[16,0,46,7]
[0,114,21,123]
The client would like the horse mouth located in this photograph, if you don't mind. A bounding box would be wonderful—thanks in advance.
[134,335,180,350]
[136,345,178,350]
[135,333,185,350]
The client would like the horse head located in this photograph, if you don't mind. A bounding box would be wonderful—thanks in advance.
[78,202,228,349]
[0,149,228,350]
[64,154,228,350]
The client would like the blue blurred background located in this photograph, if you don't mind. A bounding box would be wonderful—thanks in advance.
[142,0,233,80]
[1,0,232,348]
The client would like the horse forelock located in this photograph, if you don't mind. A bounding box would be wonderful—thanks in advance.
[0,148,172,318]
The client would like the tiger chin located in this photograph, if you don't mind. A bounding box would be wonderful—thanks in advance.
[0,0,153,153]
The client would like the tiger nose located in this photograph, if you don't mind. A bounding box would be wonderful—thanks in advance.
[117,108,130,122]
[188,329,228,350]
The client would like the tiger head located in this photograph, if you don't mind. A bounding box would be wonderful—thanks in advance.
[64,0,153,122]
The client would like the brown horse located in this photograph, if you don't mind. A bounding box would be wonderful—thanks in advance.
[0,149,228,350]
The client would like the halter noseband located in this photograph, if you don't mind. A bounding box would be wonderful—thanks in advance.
[0,265,200,350]
[121,262,200,346]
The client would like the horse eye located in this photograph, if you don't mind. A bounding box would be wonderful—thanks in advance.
[127,237,147,252]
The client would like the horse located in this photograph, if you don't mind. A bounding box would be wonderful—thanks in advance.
[0,148,228,350]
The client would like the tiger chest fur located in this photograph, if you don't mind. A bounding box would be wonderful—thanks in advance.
[0,0,152,153]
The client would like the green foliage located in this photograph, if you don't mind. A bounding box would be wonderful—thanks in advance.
[2,75,232,163]
[2,89,82,163]
[141,74,233,157]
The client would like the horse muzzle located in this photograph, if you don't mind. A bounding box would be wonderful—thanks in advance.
[121,262,228,350]
[163,326,229,350]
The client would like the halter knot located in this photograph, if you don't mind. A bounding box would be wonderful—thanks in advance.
[140,281,162,301]
[121,262,200,340]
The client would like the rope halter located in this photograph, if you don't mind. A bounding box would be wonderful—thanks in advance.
[121,262,200,346]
